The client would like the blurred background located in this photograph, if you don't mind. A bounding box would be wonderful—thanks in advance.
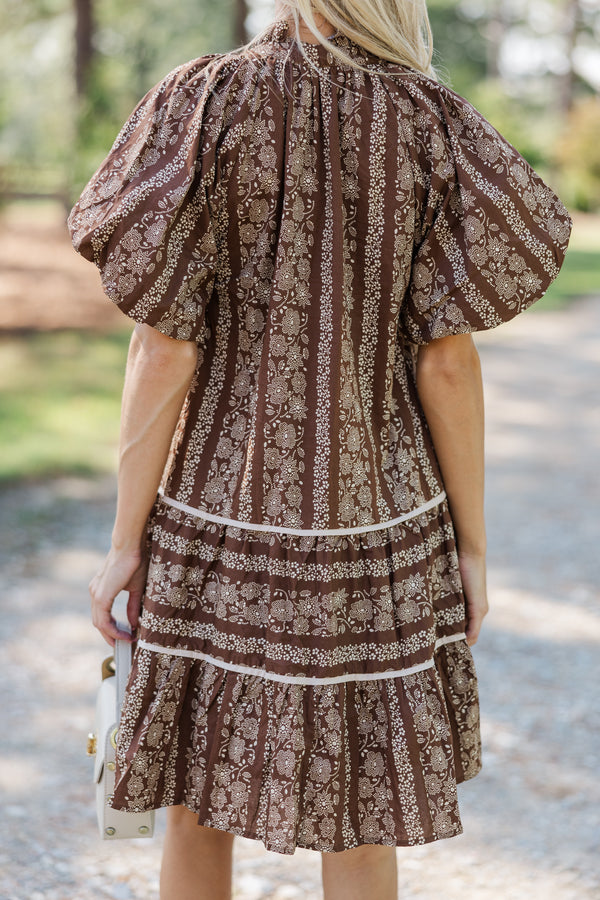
[0,1,599,899]
[0,0,599,483]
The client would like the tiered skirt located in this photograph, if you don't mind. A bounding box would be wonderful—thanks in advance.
[112,493,482,854]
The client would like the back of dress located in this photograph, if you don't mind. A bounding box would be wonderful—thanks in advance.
[68,17,571,856]
[69,17,571,534]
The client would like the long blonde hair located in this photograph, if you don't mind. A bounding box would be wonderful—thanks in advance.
[241,0,436,80]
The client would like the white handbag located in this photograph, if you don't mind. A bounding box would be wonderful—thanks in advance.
[86,621,155,839]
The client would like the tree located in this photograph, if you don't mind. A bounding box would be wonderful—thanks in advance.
[233,0,250,46]
[559,0,582,114]
[74,0,94,97]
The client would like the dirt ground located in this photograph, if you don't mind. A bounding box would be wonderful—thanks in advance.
[0,204,125,333]
[0,210,599,898]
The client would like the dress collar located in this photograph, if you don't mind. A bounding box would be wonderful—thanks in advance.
[258,17,364,62]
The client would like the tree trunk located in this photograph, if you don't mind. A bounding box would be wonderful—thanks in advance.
[75,0,94,97]
[559,0,580,114]
[233,0,249,46]
[484,1,507,80]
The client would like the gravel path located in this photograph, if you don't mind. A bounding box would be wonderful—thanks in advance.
[1,297,599,900]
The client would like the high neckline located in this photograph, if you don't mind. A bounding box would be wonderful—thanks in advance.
[263,17,347,54]
[276,17,341,44]
[253,17,396,71]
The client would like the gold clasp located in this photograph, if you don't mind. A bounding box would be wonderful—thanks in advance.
[86,732,97,756]
[101,656,116,680]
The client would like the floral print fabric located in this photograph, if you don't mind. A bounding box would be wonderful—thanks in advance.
[68,17,571,854]
[114,495,480,853]
[67,17,571,534]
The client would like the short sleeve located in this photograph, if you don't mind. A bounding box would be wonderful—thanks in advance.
[399,81,573,345]
[67,55,221,342]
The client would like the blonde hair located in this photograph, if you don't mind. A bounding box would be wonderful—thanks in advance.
[240,0,436,80]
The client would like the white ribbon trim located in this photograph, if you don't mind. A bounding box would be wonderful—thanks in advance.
[137,632,466,686]
[156,488,447,537]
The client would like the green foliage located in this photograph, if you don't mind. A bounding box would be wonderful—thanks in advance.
[0,2,73,182]
[69,0,237,194]
[2,0,600,211]
[0,329,130,482]
[463,79,557,171]
[535,248,600,310]
[427,0,487,92]
[0,0,238,201]
[554,98,600,213]
[71,0,235,192]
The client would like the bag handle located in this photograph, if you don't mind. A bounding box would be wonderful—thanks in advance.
[114,620,133,723]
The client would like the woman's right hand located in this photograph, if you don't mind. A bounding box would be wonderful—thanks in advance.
[88,546,149,647]
[457,550,489,646]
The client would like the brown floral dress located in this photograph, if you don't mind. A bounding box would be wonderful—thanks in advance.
[68,17,572,854]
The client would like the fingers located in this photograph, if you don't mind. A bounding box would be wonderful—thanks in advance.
[89,572,137,647]
[126,589,143,635]
[465,595,489,646]
[457,552,488,647]
[88,548,149,646]
[465,613,485,646]
[96,616,133,648]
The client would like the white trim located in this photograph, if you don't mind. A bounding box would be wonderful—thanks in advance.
[434,632,467,649]
[156,488,447,537]
[137,633,466,686]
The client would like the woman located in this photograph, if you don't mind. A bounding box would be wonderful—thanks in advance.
[68,0,572,897]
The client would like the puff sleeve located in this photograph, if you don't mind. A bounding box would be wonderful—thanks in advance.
[67,55,221,342]
[399,80,573,345]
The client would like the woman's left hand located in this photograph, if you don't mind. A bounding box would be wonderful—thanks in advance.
[89,546,149,647]
[457,550,489,647]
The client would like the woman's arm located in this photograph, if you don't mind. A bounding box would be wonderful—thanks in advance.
[89,323,198,646]
[415,333,489,646]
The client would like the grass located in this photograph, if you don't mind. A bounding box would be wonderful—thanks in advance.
[535,213,600,311]
[0,213,597,484]
[0,329,130,483]
[536,249,600,310]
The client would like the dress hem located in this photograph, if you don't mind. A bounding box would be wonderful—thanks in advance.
[109,796,466,855]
